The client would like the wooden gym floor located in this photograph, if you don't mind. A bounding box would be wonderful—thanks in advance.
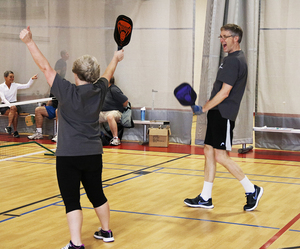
[1,131,300,248]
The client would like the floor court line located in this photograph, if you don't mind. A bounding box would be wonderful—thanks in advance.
[151,170,300,186]
[2,153,298,218]
[103,165,300,187]
[7,157,300,183]
[0,154,185,218]
[0,150,46,162]
[260,213,300,249]
[102,154,190,183]
[3,190,300,235]
[104,149,300,168]
[2,166,300,242]
[7,155,300,183]
[157,166,300,181]
[50,204,300,233]
[0,194,62,216]
[3,145,300,248]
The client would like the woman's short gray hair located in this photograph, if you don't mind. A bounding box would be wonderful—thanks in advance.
[72,55,100,83]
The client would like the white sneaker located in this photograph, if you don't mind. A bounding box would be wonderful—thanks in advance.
[28,132,43,140]
[51,134,57,142]
[110,137,121,146]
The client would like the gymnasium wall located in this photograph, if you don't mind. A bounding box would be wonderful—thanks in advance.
[0,0,206,144]
[255,0,300,150]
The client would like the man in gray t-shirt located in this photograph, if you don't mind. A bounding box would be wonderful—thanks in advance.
[184,24,263,212]
[99,76,128,146]
[54,50,69,79]
[209,49,248,121]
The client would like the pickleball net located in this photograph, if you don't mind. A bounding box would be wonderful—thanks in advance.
[0,97,56,159]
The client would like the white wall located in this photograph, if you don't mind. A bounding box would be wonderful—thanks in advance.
[194,0,207,95]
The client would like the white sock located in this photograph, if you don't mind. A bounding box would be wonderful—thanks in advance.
[200,181,213,201]
[240,176,255,193]
[37,128,42,133]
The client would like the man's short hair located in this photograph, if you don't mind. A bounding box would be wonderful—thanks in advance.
[4,70,14,77]
[60,50,67,57]
[221,24,243,43]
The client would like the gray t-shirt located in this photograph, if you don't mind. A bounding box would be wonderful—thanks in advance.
[210,50,248,121]
[101,84,128,112]
[51,74,108,156]
[54,58,67,78]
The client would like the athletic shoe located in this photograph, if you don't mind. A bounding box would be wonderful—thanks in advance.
[244,185,264,211]
[61,240,85,249]
[110,137,121,146]
[51,134,57,142]
[94,228,114,242]
[5,126,12,135]
[28,132,43,140]
[184,195,214,209]
[13,131,20,138]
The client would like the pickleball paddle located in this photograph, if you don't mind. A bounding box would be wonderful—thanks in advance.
[114,15,133,50]
[174,82,197,106]
[174,82,203,115]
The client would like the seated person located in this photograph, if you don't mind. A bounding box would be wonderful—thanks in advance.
[99,77,128,146]
[0,70,38,138]
[28,93,58,140]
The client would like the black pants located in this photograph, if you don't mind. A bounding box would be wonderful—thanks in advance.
[56,154,107,213]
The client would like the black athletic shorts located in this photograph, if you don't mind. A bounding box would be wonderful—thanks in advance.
[0,103,21,115]
[204,109,235,151]
[0,107,9,115]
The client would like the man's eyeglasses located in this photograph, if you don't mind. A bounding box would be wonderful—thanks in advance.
[218,35,233,40]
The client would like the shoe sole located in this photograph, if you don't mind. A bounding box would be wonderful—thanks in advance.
[244,187,264,212]
[5,129,11,135]
[93,234,114,242]
[184,201,214,209]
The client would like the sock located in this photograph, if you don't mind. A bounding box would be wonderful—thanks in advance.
[200,181,213,201]
[240,176,255,193]
[37,128,42,133]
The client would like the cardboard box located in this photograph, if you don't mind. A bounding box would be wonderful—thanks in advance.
[148,127,171,147]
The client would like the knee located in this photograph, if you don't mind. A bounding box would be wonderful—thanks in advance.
[35,106,44,115]
[204,145,214,158]
[10,106,17,112]
[214,150,226,165]
[106,114,116,123]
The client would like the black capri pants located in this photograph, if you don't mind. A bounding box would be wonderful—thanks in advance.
[56,154,107,213]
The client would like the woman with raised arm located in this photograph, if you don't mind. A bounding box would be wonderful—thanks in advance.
[20,26,124,249]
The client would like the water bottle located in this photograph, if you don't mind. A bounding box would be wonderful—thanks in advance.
[141,107,145,121]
